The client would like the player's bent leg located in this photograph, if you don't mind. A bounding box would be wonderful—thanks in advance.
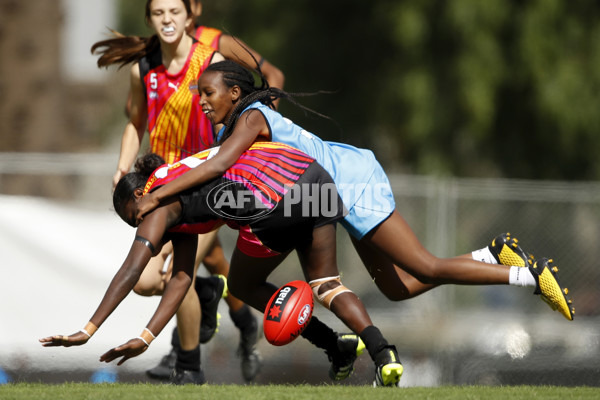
[147,276,205,384]
[150,241,207,385]
[301,224,387,381]
[134,242,173,296]
[350,236,437,300]
[176,277,201,349]
[202,236,228,275]
[300,225,375,332]
[228,248,288,311]
[147,238,204,381]
[193,231,219,268]
[366,211,510,285]
[202,238,261,380]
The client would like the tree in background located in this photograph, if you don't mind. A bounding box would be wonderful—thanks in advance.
[118,0,600,180]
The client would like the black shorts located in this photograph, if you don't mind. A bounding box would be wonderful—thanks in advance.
[244,162,346,254]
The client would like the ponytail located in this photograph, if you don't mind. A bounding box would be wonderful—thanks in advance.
[90,0,193,68]
[91,31,160,69]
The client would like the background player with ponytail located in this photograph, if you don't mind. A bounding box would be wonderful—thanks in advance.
[91,0,230,385]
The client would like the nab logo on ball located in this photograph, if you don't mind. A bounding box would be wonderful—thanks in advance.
[263,280,314,346]
[265,286,296,323]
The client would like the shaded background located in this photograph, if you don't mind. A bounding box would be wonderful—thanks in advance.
[0,0,599,387]
[5,0,600,182]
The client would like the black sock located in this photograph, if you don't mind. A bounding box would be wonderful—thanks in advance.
[230,305,257,340]
[300,316,338,352]
[230,305,259,350]
[229,305,254,331]
[171,326,181,350]
[175,344,201,372]
[195,276,218,303]
[359,325,389,363]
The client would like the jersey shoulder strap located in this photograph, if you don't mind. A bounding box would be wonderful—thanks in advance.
[138,46,163,92]
[195,26,222,49]
[138,36,200,91]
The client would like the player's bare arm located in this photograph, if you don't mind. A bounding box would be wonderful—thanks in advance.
[39,204,174,348]
[113,63,148,188]
[99,232,197,365]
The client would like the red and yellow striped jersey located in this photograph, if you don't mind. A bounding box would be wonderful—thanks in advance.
[194,26,222,50]
[141,41,216,164]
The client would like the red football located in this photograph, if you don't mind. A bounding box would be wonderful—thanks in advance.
[263,280,314,346]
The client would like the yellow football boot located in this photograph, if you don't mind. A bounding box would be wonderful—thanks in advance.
[328,334,366,380]
[489,232,534,267]
[373,345,403,387]
[530,258,575,321]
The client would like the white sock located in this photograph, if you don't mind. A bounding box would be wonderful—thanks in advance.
[509,266,536,287]
[471,247,497,264]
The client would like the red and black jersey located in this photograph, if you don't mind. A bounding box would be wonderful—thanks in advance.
[143,142,345,257]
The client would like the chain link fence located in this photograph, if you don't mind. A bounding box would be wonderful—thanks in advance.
[239,173,600,386]
[1,155,598,386]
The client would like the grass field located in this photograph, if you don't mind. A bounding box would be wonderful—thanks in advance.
[1,384,599,400]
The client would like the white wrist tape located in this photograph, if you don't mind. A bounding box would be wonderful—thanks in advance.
[136,336,149,346]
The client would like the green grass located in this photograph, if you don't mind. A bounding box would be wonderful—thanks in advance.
[0,384,599,400]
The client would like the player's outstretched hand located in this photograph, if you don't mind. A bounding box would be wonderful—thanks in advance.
[100,338,148,366]
[135,192,159,224]
[39,331,90,347]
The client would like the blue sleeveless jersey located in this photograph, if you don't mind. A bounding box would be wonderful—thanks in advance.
[221,102,378,211]
[218,102,396,239]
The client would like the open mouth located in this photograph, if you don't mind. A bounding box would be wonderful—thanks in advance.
[162,26,175,34]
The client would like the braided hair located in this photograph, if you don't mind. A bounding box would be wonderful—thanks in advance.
[205,60,332,145]
[113,153,165,222]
